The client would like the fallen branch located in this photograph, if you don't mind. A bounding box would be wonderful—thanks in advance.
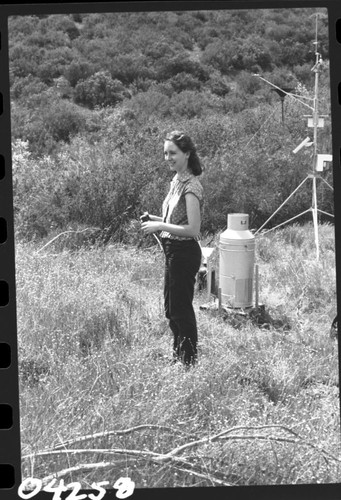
[169,466,232,487]
[24,431,341,466]
[22,424,341,489]
[23,446,234,486]
[164,424,341,463]
[52,424,197,450]
[23,447,167,462]
[164,424,293,457]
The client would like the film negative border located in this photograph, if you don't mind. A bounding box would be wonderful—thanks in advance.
[0,0,341,499]
[329,1,341,438]
[0,5,20,499]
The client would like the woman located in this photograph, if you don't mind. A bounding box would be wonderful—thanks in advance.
[141,131,204,367]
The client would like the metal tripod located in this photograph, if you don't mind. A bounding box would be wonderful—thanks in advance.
[254,13,333,261]
[254,171,334,260]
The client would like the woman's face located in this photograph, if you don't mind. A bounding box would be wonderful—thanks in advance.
[164,140,189,174]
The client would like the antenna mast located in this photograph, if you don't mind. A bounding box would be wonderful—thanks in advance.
[311,12,322,260]
[312,13,320,163]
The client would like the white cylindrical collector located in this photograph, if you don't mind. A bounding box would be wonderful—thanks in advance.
[219,213,255,308]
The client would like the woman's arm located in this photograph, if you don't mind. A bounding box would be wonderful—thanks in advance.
[148,214,163,222]
[141,194,201,238]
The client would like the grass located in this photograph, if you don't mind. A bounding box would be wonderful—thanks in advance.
[16,222,341,488]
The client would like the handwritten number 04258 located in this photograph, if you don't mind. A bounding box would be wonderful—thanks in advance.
[17,477,135,500]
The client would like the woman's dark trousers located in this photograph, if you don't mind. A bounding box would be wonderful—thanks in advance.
[162,239,202,366]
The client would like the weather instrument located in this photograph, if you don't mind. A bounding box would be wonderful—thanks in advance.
[253,13,333,261]
[271,87,294,124]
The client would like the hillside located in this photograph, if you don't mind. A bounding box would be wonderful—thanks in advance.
[9,8,333,241]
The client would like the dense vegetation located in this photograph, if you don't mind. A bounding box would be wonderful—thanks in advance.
[9,8,333,241]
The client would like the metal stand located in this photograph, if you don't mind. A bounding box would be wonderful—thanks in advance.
[254,172,334,261]
[198,247,216,301]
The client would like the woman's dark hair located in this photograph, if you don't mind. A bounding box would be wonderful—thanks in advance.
[165,130,202,176]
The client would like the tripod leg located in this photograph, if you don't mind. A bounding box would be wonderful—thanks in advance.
[320,176,334,191]
[255,176,310,234]
[312,175,319,260]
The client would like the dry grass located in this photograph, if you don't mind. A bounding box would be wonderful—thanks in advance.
[16,223,341,488]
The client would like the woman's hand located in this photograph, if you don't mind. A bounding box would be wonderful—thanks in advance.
[141,221,161,234]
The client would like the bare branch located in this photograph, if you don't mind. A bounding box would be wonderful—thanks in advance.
[171,466,233,487]
[52,424,196,450]
[23,447,168,462]
[23,423,340,490]
[163,424,341,463]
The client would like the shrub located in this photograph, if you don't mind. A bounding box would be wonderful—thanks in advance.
[74,71,127,109]
[63,58,94,87]
[235,71,263,95]
[200,40,237,73]
[11,75,48,100]
[207,73,231,97]
[12,139,62,239]
[123,89,171,119]
[155,53,210,82]
[169,90,212,118]
[109,53,155,85]
[36,46,75,84]
[42,100,85,142]
[168,72,202,92]
[9,42,41,79]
